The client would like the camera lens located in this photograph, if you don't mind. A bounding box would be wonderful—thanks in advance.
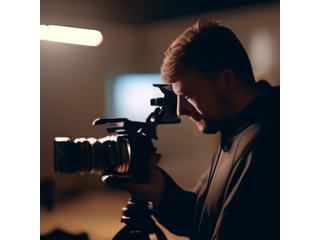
[54,135,131,175]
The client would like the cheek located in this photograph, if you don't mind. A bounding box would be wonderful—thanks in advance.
[189,100,203,115]
[197,95,219,119]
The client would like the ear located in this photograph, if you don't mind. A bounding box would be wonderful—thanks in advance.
[220,69,236,90]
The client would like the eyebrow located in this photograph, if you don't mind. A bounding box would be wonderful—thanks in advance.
[173,82,191,96]
[175,89,188,97]
[176,87,193,97]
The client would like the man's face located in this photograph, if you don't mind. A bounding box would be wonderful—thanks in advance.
[171,71,225,134]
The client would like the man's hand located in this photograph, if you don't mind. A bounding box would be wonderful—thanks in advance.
[101,153,165,205]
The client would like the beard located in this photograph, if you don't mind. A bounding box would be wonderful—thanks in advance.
[193,117,221,134]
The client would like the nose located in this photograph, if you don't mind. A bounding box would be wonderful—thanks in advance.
[176,95,193,117]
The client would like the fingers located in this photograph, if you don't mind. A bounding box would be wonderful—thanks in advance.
[101,174,154,200]
[101,174,131,191]
[101,153,163,200]
[151,153,162,167]
[101,166,165,202]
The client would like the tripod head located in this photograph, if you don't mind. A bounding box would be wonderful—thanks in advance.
[113,198,167,240]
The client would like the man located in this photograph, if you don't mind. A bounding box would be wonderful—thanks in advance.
[105,20,279,240]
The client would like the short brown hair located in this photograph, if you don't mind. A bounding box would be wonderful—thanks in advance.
[161,19,255,86]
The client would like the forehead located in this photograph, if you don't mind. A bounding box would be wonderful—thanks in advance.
[171,71,199,94]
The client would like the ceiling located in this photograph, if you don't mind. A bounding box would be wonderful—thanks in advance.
[41,0,279,26]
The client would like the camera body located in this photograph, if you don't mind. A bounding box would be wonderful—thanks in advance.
[54,84,180,183]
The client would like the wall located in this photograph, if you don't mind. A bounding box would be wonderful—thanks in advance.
[144,4,280,85]
[41,3,279,193]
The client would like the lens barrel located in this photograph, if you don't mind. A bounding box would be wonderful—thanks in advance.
[54,135,131,175]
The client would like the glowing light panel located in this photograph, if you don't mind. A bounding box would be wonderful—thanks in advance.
[40,25,103,47]
[250,29,273,77]
[107,74,163,122]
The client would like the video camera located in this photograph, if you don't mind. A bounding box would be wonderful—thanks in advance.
[54,84,180,183]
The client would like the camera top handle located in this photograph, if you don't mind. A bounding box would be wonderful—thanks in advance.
[93,84,180,139]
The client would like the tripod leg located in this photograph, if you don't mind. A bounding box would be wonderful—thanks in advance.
[112,198,167,240]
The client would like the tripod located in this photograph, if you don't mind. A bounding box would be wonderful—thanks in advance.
[113,198,167,240]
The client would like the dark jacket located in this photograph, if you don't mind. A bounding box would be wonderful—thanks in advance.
[155,81,280,240]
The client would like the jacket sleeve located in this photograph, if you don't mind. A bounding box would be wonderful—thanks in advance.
[154,168,197,237]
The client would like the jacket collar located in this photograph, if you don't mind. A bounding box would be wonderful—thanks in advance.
[219,80,278,152]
